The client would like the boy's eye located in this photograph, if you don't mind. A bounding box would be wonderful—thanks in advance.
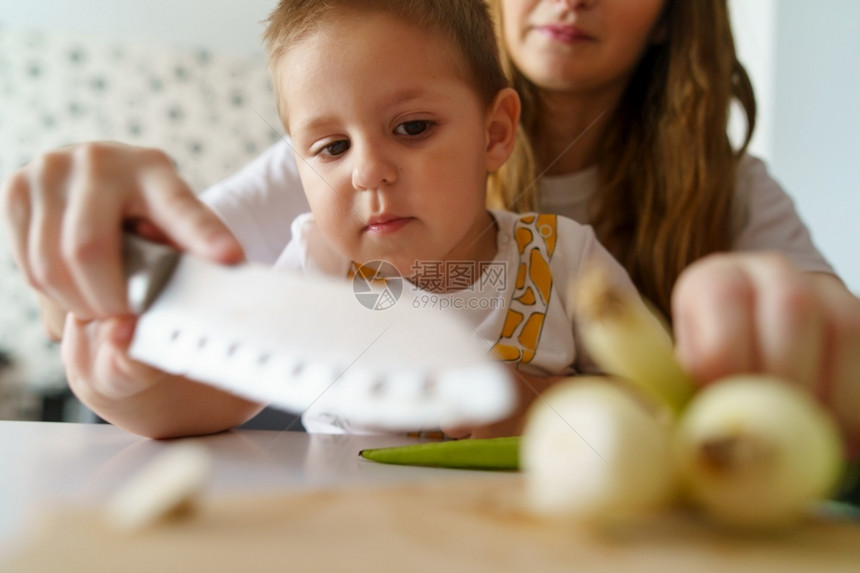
[395,120,432,137]
[319,139,350,157]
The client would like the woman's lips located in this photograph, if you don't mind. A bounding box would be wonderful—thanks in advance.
[537,24,594,45]
[363,216,414,234]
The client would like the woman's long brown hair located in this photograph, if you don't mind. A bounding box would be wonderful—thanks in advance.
[487,0,757,318]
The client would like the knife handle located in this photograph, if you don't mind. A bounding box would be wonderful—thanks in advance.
[123,235,181,314]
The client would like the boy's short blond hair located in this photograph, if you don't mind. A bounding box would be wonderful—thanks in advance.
[264,0,508,108]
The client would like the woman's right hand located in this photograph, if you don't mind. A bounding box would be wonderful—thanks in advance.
[672,252,860,448]
[1,142,244,327]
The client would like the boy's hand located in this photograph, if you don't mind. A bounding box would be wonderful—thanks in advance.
[62,314,164,403]
[672,252,860,445]
[62,313,263,438]
[1,142,244,324]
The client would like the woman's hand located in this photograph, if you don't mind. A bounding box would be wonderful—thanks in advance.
[1,142,243,326]
[63,313,263,438]
[672,253,860,444]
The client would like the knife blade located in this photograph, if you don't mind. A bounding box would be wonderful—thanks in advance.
[123,235,515,431]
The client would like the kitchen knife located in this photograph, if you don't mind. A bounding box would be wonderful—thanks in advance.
[123,235,515,431]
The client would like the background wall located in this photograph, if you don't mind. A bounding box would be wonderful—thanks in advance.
[0,0,277,56]
[770,1,860,294]
[1,0,858,293]
[0,0,285,410]
[729,0,860,293]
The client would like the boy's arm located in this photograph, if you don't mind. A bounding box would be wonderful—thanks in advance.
[442,369,565,439]
[64,314,263,439]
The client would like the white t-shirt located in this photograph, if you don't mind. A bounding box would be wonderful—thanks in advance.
[202,139,834,274]
[202,140,309,264]
[274,209,635,433]
[536,155,835,274]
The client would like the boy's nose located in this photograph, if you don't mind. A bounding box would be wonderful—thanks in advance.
[351,143,398,191]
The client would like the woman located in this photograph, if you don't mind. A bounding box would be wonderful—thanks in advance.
[486,0,859,420]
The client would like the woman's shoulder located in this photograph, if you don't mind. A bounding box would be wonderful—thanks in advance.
[734,153,813,207]
[731,153,785,233]
[731,154,835,273]
[735,153,779,194]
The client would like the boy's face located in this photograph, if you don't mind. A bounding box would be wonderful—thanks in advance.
[276,10,500,281]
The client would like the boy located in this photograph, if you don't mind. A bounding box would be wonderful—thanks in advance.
[264,0,636,434]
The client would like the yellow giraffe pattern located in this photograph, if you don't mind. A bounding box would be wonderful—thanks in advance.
[492,214,557,365]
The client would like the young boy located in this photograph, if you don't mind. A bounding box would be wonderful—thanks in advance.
[263,0,636,434]
[17,0,634,440]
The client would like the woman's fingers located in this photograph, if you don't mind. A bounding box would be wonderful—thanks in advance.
[812,275,860,441]
[1,169,36,286]
[673,255,758,383]
[674,253,824,393]
[827,325,860,443]
[744,257,825,395]
[2,142,245,326]
[30,152,99,318]
[137,157,244,264]
[63,148,134,317]
[60,145,243,317]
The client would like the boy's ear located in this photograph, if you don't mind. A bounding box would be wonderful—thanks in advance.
[485,87,521,172]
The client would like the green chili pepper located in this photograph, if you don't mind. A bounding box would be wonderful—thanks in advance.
[359,436,521,471]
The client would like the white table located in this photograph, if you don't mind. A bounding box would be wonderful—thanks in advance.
[0,421,484,556]
[4,421,860,573]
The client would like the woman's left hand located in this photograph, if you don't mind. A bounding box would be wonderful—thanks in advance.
[672,252,860,446]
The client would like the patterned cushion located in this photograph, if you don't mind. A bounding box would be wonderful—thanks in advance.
[0,24,282,403]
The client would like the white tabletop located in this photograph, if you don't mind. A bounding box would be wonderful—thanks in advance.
[0,421,489,555]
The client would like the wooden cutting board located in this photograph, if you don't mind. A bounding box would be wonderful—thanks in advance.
[4,475,860,572]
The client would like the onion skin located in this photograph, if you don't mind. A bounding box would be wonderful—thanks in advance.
[526,266,848,529]
[522,378,675,522]
[674,376,845,529]
[572,266,695,417]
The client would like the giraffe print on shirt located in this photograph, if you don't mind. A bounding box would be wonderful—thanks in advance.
[492,214,557,365]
